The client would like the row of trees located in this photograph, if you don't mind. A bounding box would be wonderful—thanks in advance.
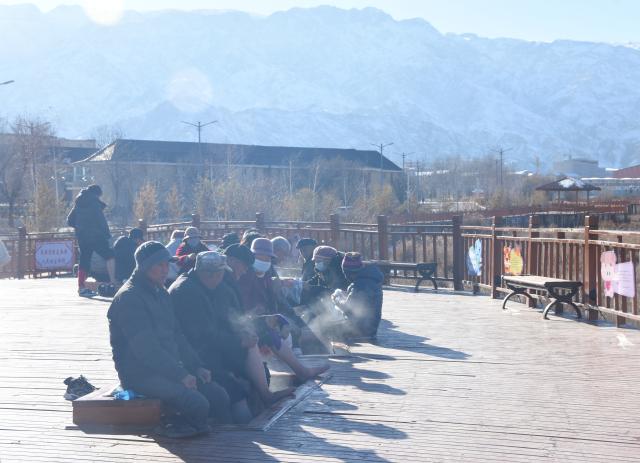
[1,117,565,232]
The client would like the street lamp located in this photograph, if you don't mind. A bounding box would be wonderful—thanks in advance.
[0,80,15,86]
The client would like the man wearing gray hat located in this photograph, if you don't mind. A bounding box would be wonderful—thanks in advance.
[169,251,254,423]
[107,242,232,437]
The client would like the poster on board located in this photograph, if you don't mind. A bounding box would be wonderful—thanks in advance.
[504,244,524,276]
[35,240,75,271]
[600,250,635,298]
[467,239,482,277]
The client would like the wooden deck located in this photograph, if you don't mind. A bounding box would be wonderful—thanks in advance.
[2,279,640,462]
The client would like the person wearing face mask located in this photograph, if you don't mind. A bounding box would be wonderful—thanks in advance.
[175,227,209,275]
[302,246,350,305]
[236,238,329,382]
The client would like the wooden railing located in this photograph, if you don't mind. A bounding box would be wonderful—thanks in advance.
[461,215,640,325]
[4,211,640,325]
[0,213,458,284]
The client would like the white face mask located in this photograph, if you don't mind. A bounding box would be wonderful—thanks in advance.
[253,259,271,274]
[315,261,328,272]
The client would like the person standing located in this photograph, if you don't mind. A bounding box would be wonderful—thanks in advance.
[67,185,117,297]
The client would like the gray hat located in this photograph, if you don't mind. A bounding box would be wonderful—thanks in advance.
[183,226,201,240]
[195,251,231,273]
[134,241,177,272]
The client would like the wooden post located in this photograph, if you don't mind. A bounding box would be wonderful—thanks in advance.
[17,226,26,280]
[526,215,539,307]
[491,216,503,299]
[452,215,463,291]
[377,215,389,261]
[583,215,599,321]
[137,218,147,236]
[191,213,201,229]
[255,212,265,233]
[329,213,340,248]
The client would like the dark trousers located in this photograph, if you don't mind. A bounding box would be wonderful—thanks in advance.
[124,375,232,427]
[78,236,114,271]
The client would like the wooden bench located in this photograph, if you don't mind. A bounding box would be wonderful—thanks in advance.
[502,275,583,320]
[72,384,162,427]
[374,261,438,292]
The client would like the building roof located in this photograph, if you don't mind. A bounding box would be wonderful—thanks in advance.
[535,176,601,192]
[77,139,402,171]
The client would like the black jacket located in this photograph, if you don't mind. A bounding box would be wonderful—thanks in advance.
[169,271,243,371]
[304,252,349,303]
[301,258,316,282]
[107,271,202,385]
[114,236,137,281]
[67,188,110,241]
[339,264,384,338]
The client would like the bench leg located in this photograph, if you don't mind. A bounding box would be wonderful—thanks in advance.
[542,301,557,320]
[566,301,582,319]
[502,290,526,310]
[430,277,438,291]
[414,278,423,293]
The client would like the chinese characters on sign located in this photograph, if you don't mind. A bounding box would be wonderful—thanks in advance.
[35,240,75,271]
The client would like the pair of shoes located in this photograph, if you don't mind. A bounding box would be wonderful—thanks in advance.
[154,422,211,439]
[63,375,96,400]
[78,288,97,298]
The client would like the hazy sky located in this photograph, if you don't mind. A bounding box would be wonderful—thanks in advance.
[0,0,638,43]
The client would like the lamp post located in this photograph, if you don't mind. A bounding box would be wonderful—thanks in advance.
[181,120,218,165]
[0,80,14,86]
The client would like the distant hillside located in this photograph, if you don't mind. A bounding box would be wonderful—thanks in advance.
[2,4,640,168]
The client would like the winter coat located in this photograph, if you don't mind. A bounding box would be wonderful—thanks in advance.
[301,258,316,282]
[169,271,244,372]
[66,188,110,241]
[236,268,279,315]
[175,241,210,274]
[340,264,384,338]
[113,236,137,281]
[307,252,349,292]
[107,271,202,386]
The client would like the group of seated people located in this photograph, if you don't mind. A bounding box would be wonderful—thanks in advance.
[107,226,384,438]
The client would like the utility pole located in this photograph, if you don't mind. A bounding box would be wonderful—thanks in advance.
[0,80,14,86]
[181,120,218,166]
[371,142,393,189]
[401,152,413,200]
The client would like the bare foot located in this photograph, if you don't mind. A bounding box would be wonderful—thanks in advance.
[264,387,296,405]
[300,363,330,382]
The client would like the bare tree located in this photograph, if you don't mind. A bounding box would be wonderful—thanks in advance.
[92,125,126,149]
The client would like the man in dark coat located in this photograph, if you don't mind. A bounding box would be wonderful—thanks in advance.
[334,252,384,340]
[169,252,253,424]
[107,242,232,437]
[113,228,144,282]
[67,184,117,296]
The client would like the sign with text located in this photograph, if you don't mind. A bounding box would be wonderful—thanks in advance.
[35,240,75,271]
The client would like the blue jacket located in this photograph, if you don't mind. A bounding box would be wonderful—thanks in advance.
[342,264,384,338]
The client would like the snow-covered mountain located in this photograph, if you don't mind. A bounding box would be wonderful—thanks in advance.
[2,3,640,168]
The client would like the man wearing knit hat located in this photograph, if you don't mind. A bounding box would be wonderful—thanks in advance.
[302,245,349,305]
[107,242,232,438]
[332,252,384,340]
